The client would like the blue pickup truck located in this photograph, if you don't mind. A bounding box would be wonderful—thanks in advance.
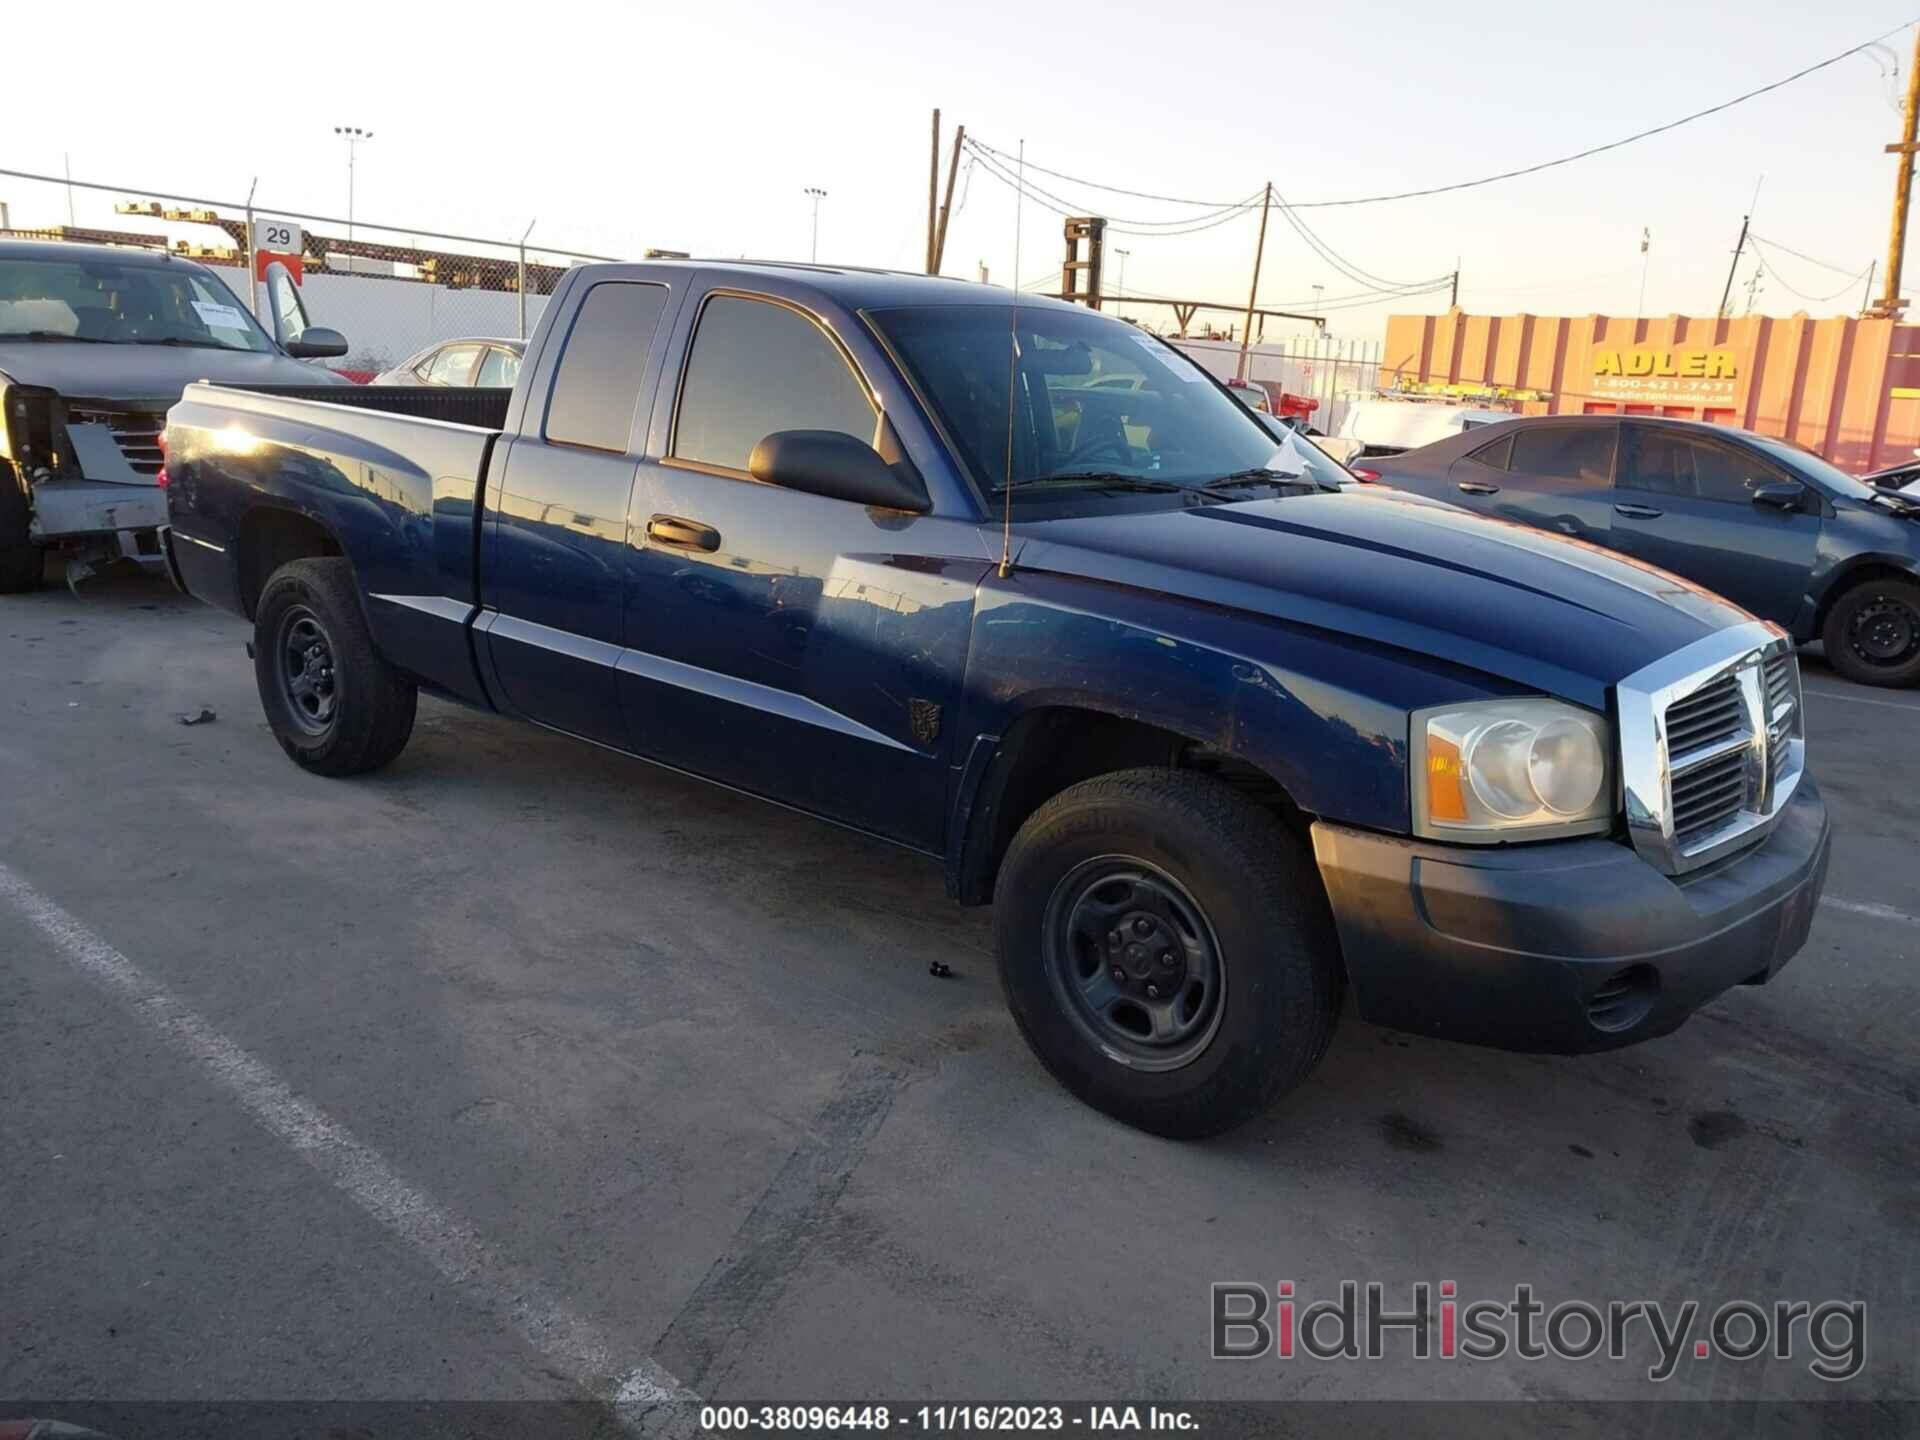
[160,261,1831,1137]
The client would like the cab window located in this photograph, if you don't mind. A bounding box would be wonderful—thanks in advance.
[672,295,877,474]
[543,282,671,452]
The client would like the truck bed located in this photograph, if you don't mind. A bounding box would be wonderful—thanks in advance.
[237,384,514,431]
[164,381,506,706]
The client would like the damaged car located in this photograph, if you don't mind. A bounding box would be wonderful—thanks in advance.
[0,239,348,591]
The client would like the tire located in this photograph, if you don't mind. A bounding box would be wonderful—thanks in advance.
[0,465,41,594]
[1821,577,1920,688]
[253,557,417,776]
[993,768,1343,1139]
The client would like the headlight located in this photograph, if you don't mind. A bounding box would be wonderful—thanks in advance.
[0,381,11,462]
[1411,698,1613,841]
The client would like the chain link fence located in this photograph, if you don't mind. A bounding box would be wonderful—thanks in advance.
[1170,335,1383,436]
[0,165,620,379]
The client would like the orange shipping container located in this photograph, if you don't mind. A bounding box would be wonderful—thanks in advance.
[1380,310,1920,475]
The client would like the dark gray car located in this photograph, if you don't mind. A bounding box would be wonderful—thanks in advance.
[1370,414,1920,686]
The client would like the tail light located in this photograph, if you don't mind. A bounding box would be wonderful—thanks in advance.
[1350,466,1381,483]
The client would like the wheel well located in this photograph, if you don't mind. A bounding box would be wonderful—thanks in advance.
[236,508,343,619]
[1812,562,1919,639]
[953,707,1306,906]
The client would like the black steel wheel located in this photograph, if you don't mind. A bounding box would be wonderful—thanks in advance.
[1823,578,1920,688]
[995,768,1343,1138]
[253,557,417,775]
[1043,857,1226,1072]
[275,606,340,736]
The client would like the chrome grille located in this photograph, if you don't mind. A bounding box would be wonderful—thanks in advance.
[1663,672,1743,754]
[1672,750,1747,842]
[66,404,167,477]
[1617,622,1806,876]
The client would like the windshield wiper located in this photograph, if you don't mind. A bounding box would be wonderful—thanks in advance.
[996,471,1191,495]
[2,330,113,343]
[1198,466,1309,497]
[128,337,241,350]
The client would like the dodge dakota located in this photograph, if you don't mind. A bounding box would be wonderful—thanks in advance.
[161,261,1832,1137]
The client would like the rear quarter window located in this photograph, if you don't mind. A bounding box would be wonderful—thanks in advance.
[544,282,671,452]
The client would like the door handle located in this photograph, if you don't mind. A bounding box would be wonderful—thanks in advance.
[1614,502,1663,519]
[1456,480,1499,495]
[646,514,722,552]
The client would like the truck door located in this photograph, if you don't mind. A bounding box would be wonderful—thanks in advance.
[618,285,989,850]
[1611,423,1822,627]
[476,279,674,747]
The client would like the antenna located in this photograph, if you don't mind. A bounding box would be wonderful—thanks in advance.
[999,139,1025,579]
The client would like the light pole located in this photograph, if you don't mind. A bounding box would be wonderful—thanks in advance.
[333,126,373,240]
[804,187,827,263]
[1311,283,1324,315]
[1113,247,1130,305]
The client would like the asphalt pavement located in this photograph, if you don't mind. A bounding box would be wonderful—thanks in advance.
[1,570,1914,1434]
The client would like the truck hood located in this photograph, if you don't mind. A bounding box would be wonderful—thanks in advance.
[0,340,346,403]
[1010,490,1752,708]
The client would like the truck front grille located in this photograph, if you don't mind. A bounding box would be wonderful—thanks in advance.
[66,405,167,477]
[1616,624,1806,876]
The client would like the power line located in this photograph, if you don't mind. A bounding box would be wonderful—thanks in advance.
[965,143,1263,233]
[970,18,1918,211]
[1749,231,1870,277]
[1750,248,1871,304]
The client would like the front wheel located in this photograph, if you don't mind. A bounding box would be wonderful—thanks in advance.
[254,557,417,776]
[0,466,41,593]
[1822,577,1920,688]
[993,769,1343,1139]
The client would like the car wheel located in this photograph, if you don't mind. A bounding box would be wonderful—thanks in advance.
[253,557,417,775]
[1822,577,1920,688]
[993,768,1343,1139]
[0,466,42,593]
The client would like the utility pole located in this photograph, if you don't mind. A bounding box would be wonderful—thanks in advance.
[804,187,827,262]
[932,124,964,274]
[1717,214,1751,319]
[1237,182,1272,382]
[927,109,941,274]
[1874,25,1920,317]
[334,125,373,241]
[1636,227,1651,319]
[1114,247,1130,305]
[1311,282,1323,315]
[1449,264,1460,310]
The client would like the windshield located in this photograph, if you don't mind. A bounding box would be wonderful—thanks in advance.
[0,255,274,352]
[1744,433,1880,502]
[869,304,1288,515]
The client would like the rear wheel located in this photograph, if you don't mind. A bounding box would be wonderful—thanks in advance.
[253,557,417,775]
[0,465,41,593]
[993,768,1343,1139]
[1822,577,1920,688]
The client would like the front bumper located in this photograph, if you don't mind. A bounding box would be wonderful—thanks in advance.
[1310,779,1831,1053]
[28,478,167,540]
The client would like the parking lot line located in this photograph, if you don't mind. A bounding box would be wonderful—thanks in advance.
[1800,685,1920,713]
[0,860,692,1413]
[1821,895,1920,927]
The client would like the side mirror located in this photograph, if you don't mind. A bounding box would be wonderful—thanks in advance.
[1750,480,1805,512]
[286,327,349,359]
[748,429,931,513]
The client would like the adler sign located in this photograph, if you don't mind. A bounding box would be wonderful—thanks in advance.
[1590,347,1739,406]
